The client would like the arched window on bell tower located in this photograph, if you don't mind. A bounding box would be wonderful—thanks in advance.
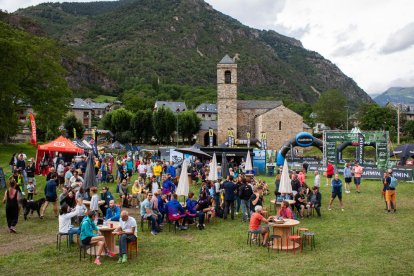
[224,70,231,84]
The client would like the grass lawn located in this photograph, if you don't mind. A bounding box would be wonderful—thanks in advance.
[0,144,413,275]
[93,95,117,103]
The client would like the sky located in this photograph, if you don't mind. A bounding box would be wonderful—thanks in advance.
[2,0,414,95]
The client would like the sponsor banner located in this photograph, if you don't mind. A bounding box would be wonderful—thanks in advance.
[253,149,266,174]
[29,112,36,145]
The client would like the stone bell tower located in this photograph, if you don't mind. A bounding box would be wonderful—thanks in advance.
[217,54,238,145]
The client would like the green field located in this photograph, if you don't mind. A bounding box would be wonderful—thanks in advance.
[93,95,118,103]
[0,144,413,275]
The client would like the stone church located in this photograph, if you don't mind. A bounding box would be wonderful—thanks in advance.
[196,54,303,150]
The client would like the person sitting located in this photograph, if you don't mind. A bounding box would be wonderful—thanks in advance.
[307,186,322,217]
[113,211,137,264]
[165,193,188,230]
[278,201,294,219]
[186,192,205,230]
[140,193,161,235]
[79,211,116,265]
[119,179,131,208]
[100,186,114,216]
[58,204,79,243]
[105,200,121,222]
[294,188,307,218]
[131,180,143,207]
[75,198,87,224]
[249,205,270,246]
[157,192,167,222]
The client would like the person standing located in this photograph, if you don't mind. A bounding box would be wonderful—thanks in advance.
[325,160,334,186]
[40,173,59,218]
[313,171,320,188]
[384,169,397,213]
[223,176,237,220]
[249,187,264,216]
[343,163,352,193]
[328,174,344,211]
[239,177,253,222]
[113,211,137,264]
[352,162,363,193]
[3,179,20,233]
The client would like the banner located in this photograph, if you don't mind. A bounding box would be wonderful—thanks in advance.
[247,132,251,148]
[73,128,77,139]
[208,128,214,147]
[29,112,36,145]
[253,149,266,174]
[357,133,365,164]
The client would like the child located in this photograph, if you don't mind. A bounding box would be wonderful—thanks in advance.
[75,198,87,218]
[90,187,99,221]
[27,180,35,200]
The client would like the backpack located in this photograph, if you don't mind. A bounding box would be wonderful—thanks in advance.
[389,176,398,188]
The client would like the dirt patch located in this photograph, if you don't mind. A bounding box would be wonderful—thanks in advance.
[0,230,53,256]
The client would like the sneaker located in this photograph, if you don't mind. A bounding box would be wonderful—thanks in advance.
[341,209,344,212]
[151,230,158,235]
[106,251,116,257]
[328,207,332,211]
[117,257,123,264]
[10,227,17,233]
[122,254,128,263]
[94,258,102,265]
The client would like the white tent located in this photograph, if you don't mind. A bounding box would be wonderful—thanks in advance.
[176,159,190,197]
[245,150,254,175]
[208,152,218,181]
[278,159,292,194]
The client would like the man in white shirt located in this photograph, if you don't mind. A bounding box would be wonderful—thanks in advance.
[138,163,147,180]
[69,170,84,191]
[113,211,137,263]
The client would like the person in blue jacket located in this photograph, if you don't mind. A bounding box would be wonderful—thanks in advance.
[328,174,344,211]
[40,173,59,218]
[161,174,175,199]
[105,200,120,221]
[186,192,205,230]
[165,194,188,230]
[167,162,176,178]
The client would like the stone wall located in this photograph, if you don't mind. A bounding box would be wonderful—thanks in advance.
[237,108,271,139]
[255,105,303,150]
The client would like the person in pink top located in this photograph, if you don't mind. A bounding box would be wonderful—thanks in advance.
[352,162,364,193]
[298,169,306,185]
[278,201,294,219]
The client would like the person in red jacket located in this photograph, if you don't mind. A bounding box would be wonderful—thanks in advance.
[325,160,334,186]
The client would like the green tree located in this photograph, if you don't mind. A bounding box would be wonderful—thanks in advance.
[358,103,397,139]
[63,114,85,139]
[403,120,414,138]
[152,107,175,144]
[130,109,154,143]
[110,108,133,134]
[313,89,347,129]
[0,22,71,142]
[99,112,113,131]
[177,111,201,143]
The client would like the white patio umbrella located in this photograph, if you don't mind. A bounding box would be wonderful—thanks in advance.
[278,159,292,194]
[245,150,254,175]
[208,152,218,181]
[176,159,190,200]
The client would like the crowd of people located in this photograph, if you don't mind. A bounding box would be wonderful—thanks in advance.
[4,150,400,264]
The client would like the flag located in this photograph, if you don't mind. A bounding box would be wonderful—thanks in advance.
[73,128,77,139]
[29,112,36,145]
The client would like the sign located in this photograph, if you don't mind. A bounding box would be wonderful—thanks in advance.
[0,167,6,189]
[357,133,365,164]
[29,112,36,145]
[296,132,314,147]
[253,149,266,174]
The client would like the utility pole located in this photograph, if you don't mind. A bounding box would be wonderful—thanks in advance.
[397,104,400,145]
[176,114,179,147]
[345,105,349,131]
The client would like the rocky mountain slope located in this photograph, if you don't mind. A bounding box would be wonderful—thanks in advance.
[374,87,414,106]
[15,0,372,106]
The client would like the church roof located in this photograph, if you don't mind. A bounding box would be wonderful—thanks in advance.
[237,100,282,110]
[218,54,235,64]
[200,120,217,130]
[195,103,217,113]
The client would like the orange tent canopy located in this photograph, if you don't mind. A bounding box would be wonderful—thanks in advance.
[37,136,84,154]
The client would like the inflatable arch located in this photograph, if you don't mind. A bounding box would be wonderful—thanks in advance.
[276,132,323,165]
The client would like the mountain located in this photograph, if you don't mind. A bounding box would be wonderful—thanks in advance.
[374,87,414,106]
[15,0,372,107]
[0,11,118,97]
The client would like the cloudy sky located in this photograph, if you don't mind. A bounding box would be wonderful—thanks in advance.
[2,0,414,94]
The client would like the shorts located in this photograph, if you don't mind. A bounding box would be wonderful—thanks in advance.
[250,227,262,234]
[140,173,146,179]
[81,237,92,245]
[354,177,361,185]
[46,196,57,202]
[127,170,133,176]
[345,177,352,183]
[331,191,342,200]
[327,174,333,179]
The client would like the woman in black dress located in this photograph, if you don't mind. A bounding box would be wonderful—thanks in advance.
[3,179,20,233]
